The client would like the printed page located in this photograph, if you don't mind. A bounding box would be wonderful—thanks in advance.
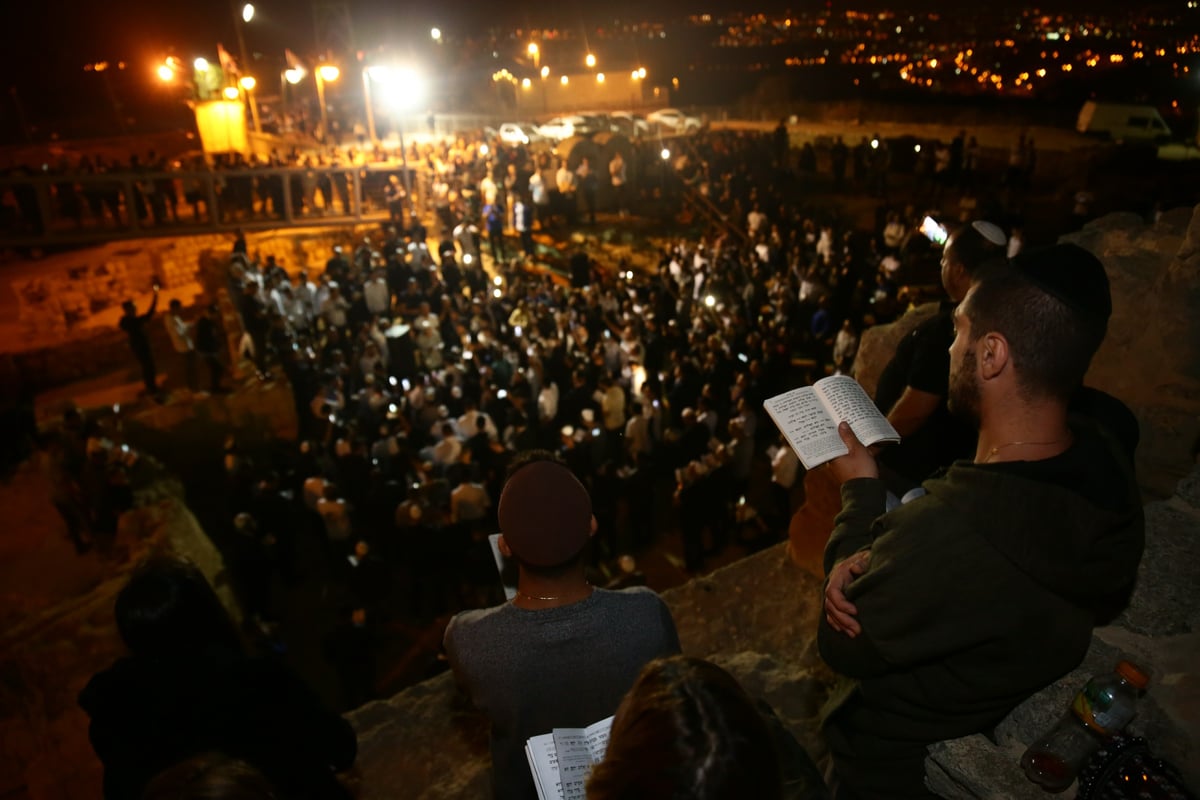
[762,387,846,469]
[525,734,560,800]
[584,715,614,763]
[814,375,900,446]
[552,728,596,800]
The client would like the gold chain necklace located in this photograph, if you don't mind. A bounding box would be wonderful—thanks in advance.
[983,437,1071,463]
[514,585,591,603]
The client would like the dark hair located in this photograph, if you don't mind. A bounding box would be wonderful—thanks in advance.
[586,657,783,800]
[141,753,277,800]
[115,557,243,658]
[963,265,1107,402]
[945,224,1003,279]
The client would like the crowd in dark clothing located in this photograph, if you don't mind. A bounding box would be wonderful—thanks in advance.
[206,126,963,675]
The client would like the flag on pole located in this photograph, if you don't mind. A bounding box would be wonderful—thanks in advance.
[284,49,305,71]
[217,43,239,79]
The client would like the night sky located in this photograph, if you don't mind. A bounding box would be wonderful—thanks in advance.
[0,0,1186,139]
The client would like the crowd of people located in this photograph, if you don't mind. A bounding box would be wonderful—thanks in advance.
[69,117,1150,800]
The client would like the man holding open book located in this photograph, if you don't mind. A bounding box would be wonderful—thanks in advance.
[444,452,680,800]
[814,245,1144,798]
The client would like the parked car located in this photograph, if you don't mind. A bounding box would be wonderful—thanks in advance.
[646,108,701,133]
[535,115,588,141]
[609,111,650,136]
[498,123,543,146]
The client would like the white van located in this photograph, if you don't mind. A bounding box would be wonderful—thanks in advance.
[1076,102,1173,142]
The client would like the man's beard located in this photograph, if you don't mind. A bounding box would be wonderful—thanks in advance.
[947,347,981,428]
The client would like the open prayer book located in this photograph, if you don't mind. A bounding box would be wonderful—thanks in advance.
[525,715,613,800]
[763,374,900,470]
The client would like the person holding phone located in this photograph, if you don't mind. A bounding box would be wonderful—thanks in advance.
[119,284,161,400]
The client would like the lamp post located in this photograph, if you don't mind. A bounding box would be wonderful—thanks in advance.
[373,67,426,213]
[315,64,340,143]
[230,1,261,132]
[362,67,380,144]
[239,75,261,134]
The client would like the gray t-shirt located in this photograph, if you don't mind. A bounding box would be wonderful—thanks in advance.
[444,587,681,800]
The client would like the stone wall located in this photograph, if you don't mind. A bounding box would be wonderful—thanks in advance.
[4,224,384,395]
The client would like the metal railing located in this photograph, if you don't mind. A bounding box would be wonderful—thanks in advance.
[0,164,425,247]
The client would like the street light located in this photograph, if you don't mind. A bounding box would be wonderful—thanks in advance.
[223,86,240,100]
[241,3,254,23]
[157,64,175,82]
[239,75,257,91]
[284,68,304,84]
[315,64,340,140]
[585,53,596,68]
[431,27,442,42]
[596,72,605,83]
[374,66,427,215]
[540,65,549,79]
[560,75,568,85]
[194,57,210,72]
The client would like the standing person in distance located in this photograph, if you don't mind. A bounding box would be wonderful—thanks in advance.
[120,285,161,401]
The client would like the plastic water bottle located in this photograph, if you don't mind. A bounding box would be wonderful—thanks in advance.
[1020,660,1149,793]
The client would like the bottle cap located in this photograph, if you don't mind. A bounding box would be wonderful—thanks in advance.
[1116,660,1149,689]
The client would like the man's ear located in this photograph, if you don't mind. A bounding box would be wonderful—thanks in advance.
[497,534,513,558]
[979,333,1010,381]
[589,515,598,538]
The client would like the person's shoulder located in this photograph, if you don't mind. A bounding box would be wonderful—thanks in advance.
[593,586,669,609]
[445,603,513,639]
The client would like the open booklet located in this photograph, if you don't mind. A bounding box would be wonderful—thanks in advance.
[525,715,613,800]
[763,374,900,470]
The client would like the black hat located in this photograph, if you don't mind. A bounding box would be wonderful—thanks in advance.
[498,461,591,567]
[1011,243,1112,322]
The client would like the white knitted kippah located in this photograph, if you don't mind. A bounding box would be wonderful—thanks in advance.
[971,220,1008,246]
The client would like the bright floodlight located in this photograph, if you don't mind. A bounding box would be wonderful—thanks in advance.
[870,138,879,149]
[285,68,304,84]
[493,275,503,286]
[914,144,921,153]
[493,288,502,298]
[631,70,640,80]
[366,65,391,82]
[585,53,596,68]
[596,72,605,83]
[560,75,568,85]
[241,3,254,23]
[317,64,340,82]
[430,27,442,41]
[540,65,550,79]
[638,67,647,78]
[194,57,210,72]
[661,148,671,160]
[704,294,716,308]
[522,77,532,89]
[528,43,539,56]
[157,64,174,82]
[223,86,240,100]
[239,75,257,91]
[375,66,426,111]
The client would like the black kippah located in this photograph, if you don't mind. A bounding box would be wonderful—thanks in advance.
[1010,243,1112,322]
